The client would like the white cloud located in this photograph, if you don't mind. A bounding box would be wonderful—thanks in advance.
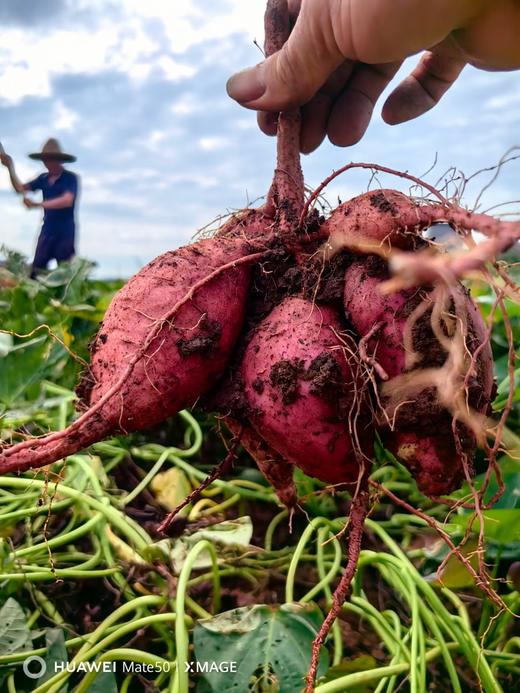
[170,93,201,116]
[168,172,219,189]
[119,0,266,54]
[53,102,79,131]
[143,129,169,150]
[235,117,257,130]
[0,62,50,104]
[156,56,197,81]
[0,14,196,104]
[0,1,267,105]
[484,89,520,110]
[198,136,228,152]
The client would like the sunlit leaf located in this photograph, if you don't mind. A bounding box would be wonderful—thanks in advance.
[426,537,480,589]
[150,467,192,514]
[147,516,255,572]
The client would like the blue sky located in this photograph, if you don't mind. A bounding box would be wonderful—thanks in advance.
[1,0,519,278]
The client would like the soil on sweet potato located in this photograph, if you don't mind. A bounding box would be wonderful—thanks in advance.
[176,316,222,357]
[269,358,305,405]
[245,245,302,326]
[369,190,398,216]
[304,353,345,404]
[206,369,256,420]
[267,352,351,414]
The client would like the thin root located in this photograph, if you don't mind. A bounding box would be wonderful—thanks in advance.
[305,475,371,692]
[156,427,243,533]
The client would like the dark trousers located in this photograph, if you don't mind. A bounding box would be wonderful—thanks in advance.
[31,231,75,278]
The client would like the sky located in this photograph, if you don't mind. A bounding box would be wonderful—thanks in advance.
[0,0,519,278]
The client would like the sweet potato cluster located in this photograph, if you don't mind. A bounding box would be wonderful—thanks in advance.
[0,189,495,502]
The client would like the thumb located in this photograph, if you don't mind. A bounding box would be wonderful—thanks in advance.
[227,7,344,111]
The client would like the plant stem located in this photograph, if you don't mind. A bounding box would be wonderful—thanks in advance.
[173,540,220,692]
[314,643,457,693]
[263,0,304,228]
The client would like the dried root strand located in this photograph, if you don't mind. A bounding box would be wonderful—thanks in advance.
[358,322,389,381]
[157,427,243,534]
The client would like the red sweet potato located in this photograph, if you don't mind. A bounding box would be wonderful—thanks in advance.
[384,431,469,497]
[241,296,372,485]
[319,189,433,254]
[0,229,264,475]
[80,236,254,430]
[343,256,494,495]
[225,416,297,509]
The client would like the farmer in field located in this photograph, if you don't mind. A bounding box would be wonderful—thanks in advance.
[227,0,520,152]
[0,138,79,278]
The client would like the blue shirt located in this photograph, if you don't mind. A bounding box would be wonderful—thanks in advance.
[28,170,79,237]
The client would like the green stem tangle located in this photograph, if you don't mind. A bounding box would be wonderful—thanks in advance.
[0,387,516,693]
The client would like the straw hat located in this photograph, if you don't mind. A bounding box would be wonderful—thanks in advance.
[28,138,76,163]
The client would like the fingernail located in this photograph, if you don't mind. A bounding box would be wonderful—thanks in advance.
[226,65,266,104]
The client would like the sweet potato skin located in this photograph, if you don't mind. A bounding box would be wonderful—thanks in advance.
[241,296,371,485]
[224,416,297,509]
[384,430,468,497]
[343,257,423,379]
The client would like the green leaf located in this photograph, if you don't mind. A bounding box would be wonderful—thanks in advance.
[449,469,520,509]
[37,628,68,692]
[88,670,118,693]
[0,598,32,654]
[492,367,520,412]
[487,540,520,561]
[294,468,338,517]
[426,538,480,589]
[0,335,50,406]
[448,470,520,547]
[452,509,520,544]
[38,267,72,287]
[193,603,328,692]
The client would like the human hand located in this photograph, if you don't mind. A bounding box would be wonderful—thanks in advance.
[23,197,40,209]
[227,0,520,152]
[0,152,13,168]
